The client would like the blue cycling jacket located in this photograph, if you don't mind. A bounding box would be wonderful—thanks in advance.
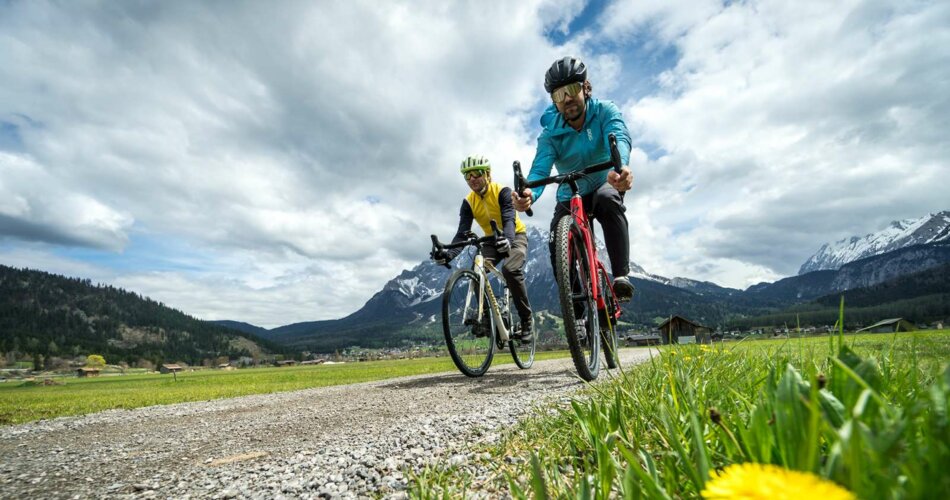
[527,98,632,202]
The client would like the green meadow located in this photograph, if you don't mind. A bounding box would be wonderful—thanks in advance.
[413,330,950,499]
[0,351,569,425]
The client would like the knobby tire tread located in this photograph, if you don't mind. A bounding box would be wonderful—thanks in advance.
[554,216,600,381]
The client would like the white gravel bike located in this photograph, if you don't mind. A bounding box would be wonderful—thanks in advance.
[430,222,536,377]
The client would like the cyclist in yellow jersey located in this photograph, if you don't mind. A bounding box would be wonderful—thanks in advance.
[431,155,534,342]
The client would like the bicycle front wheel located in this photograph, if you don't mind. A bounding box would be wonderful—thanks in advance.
[554,215,600,381]
[442,270,496,377]
[507,289,536,369]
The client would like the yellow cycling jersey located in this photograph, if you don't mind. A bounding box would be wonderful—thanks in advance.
[465,181,526,236]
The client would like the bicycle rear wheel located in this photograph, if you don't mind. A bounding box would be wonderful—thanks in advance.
[554,215,600,381]
[442,270,496,377]
[507,289,536,369]
[598,268,621,370]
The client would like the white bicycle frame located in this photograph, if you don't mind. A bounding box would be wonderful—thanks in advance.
[466,254,511,342]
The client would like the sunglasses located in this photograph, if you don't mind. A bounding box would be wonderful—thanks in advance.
[552,82,583,104]
[463,170,487,180]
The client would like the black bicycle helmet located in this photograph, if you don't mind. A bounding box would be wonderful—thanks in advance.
[544,56,587,93]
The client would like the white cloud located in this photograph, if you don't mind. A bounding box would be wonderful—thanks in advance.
[599,0,722,42]
[0,0,570,324]
[604,0,950,284]
[0,152,133,250]
[1,0,946,324]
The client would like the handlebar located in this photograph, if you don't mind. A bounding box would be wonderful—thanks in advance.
[513,133,622,217]
[513,161,533,218]
[429,221,505,269]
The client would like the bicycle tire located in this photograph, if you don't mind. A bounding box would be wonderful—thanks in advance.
[442,270,496,377]
[598,268,620,370]
[554,215,600,381]
[507,288,536,369]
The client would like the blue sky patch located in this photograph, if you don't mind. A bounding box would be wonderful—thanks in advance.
[671,218,700,236]
[52,232,216,274]
[543,0,607,46]
[0,121,24,152]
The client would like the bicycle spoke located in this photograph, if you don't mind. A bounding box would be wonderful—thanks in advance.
[598,268,621,370]
[443,270,495,377]
[507,289,536,369]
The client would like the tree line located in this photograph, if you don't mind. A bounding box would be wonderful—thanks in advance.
[727,293,950,330]
[0,265,291,369]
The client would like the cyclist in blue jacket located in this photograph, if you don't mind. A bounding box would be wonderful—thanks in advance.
[512,56,636,302]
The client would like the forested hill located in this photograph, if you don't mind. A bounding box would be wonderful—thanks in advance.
[0,265,287,368]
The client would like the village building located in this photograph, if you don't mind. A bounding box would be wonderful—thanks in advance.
[856,318,916,333]
[76,367,101,378]
[160,364,183,374]
[657,315,714,344]
[623,333,661,347]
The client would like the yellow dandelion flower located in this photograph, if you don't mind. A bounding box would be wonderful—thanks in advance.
[683,356,692,362]
[702,463,854,500]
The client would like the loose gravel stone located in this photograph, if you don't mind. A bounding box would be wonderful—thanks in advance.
[1,350,653,499]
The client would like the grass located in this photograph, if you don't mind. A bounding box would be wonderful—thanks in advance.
[0,350,570,425]
[410,329,950,499]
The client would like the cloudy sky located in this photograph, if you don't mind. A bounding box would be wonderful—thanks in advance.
[1,0,947,328]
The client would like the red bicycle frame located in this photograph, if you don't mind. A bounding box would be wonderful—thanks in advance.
[514,133,624,327]
[566,193,620,324]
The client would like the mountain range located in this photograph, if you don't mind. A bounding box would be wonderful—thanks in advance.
[3,211,948,359]
[251,211,950,352]
[798,211,950,274]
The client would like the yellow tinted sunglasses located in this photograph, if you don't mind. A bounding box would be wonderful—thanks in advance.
[552,82,583,104]
[463,170,486,180]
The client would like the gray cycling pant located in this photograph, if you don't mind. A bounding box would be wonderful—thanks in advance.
[548,182,630,278]
[482,232,532,325]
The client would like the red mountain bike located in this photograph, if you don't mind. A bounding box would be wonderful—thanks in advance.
[514,133,623,381]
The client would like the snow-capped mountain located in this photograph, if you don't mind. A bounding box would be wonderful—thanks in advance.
[799,211,950,274]
[382,225,733,311]
[259,210,949,352]
[747,242,950,304]
[266,225,754,351]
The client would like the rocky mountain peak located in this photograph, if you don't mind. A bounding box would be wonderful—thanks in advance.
[798,210,950,275]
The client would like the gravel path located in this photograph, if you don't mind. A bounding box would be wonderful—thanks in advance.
[1,349,654,499]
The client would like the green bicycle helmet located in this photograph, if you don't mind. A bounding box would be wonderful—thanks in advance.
[460,155,491,174]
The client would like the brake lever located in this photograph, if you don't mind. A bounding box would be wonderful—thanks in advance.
[489,220,502,239]
[429,235,450,269]
[513,161,534,217]
[608,133,622,173]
